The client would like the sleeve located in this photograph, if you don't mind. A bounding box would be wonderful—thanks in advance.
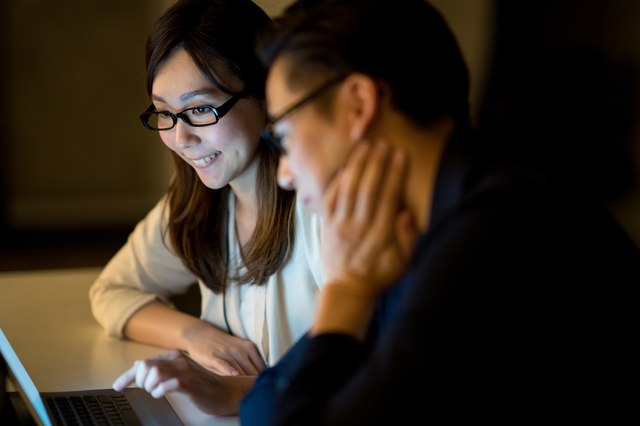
[89,197,198,338]
[266,299,428,426]
[239,334,365,426]
[270,334,364,426]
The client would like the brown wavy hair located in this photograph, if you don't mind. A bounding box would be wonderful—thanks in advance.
[146,0,296,293]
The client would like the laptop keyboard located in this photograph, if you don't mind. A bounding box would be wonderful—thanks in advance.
[45,393,142,426]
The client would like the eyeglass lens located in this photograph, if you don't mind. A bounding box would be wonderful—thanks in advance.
[144,107,218,130]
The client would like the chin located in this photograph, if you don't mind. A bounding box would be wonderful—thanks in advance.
[199,161,233,184]
[203,181,228,190]
[197,175,228,190]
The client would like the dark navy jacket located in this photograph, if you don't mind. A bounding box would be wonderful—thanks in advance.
[240,128,639,425]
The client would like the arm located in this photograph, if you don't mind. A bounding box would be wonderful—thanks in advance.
[90,198,265,376]
[124,302,265,376]
[89,198,200,339]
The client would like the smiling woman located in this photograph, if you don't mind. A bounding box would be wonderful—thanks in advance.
[88,0,324,416]
[151,48,266,197]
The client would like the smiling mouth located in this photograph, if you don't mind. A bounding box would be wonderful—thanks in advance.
[192,151,221,166]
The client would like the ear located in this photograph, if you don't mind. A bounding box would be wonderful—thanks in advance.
[339,73,380,142]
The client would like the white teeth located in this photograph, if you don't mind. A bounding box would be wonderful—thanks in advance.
[193,152,221,166]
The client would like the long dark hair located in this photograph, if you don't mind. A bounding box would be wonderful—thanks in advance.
[146,0,296,293]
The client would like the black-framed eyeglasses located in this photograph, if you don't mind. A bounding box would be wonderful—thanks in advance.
[140,87,250,131]
[261,75,346,153]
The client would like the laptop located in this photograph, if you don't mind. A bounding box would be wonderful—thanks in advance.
[0,327,183,426]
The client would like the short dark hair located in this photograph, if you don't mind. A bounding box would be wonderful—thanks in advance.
[260,0,470,126]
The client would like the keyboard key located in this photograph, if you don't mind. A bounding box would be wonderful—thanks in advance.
[45,393,140,426]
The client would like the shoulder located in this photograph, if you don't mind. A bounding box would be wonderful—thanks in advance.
[416,164,640,290]
[131,195,173,252]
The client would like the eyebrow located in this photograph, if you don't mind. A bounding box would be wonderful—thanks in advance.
[151,88,222,104]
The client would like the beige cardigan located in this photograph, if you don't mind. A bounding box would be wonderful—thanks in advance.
[89,193,323,365]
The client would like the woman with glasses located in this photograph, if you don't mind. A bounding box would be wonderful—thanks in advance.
[90,0,324,413]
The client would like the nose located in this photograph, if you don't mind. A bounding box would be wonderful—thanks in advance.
[174,119,200,150]
[277,155,296,190]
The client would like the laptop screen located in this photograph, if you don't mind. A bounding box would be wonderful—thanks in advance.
[0,327,52,426]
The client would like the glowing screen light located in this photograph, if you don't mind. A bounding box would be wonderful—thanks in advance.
[0,327,52,426]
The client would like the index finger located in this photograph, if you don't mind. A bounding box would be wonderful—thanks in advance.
[112,363,138,391]
[333,143,370,222]
[370,149,407,233]
[228,344,264,376]
[249,350,266,372]
[352,141,390,224]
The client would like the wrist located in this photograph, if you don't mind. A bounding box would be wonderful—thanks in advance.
[178,316,210,351]
[215,375,257,416]
[311,281,378,342]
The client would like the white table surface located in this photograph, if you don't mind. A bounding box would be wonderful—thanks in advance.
[0,267,239,426]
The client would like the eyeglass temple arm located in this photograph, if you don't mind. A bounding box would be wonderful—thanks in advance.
[216,87,251,118]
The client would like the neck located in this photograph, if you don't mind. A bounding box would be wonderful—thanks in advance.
[372,114,454,234]
[231,183,258,220]
[229,155,260,242]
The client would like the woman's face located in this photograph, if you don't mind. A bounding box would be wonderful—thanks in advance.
[152,48,265,190]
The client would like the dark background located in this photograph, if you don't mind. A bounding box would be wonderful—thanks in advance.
[1,0,639,272]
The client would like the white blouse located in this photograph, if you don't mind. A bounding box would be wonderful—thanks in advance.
[89,192,323,365]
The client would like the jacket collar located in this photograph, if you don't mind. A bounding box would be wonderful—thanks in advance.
[428,124,477,231]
